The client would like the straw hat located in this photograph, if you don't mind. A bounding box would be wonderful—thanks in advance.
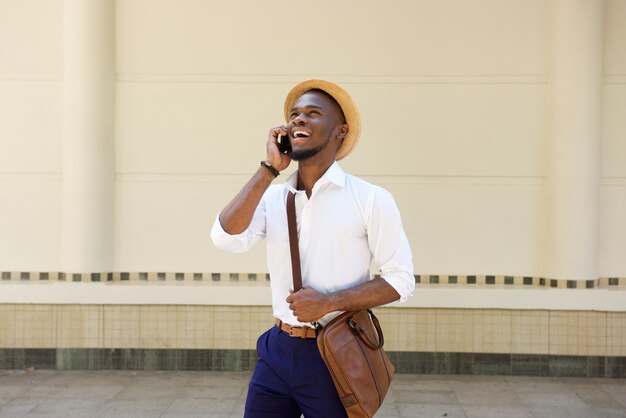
[284,80,361,160]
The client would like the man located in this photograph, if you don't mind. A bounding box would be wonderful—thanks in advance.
[211,80,414,418]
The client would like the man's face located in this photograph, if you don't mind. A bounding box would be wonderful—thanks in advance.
[287,91,347,161]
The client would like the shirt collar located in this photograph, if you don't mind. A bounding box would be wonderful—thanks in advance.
[285,161,346,193]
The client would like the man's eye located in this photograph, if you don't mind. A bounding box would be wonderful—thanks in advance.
[309,110,320,116]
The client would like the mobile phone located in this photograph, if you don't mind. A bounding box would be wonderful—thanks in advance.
[278,133,291,154]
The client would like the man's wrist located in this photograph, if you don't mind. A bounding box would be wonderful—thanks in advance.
[260,160,280,178]
[323,292,341,313]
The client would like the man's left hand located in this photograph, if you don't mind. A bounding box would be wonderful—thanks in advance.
[286,287,333,323]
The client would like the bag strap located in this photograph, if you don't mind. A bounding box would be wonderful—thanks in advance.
[286,191,303,292]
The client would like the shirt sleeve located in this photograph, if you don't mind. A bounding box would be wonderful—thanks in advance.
[366,187,415,302]
[210,195,267,253]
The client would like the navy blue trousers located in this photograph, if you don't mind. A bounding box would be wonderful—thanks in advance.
[244,325,348,418]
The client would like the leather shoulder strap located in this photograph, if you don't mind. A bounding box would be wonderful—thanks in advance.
[286,191,303,291]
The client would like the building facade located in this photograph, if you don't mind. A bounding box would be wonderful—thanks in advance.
[0,0,625,375]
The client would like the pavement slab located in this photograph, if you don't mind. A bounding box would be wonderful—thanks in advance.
[0,370,623,417]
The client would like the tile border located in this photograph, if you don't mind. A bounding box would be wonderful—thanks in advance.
[1,272,625,290]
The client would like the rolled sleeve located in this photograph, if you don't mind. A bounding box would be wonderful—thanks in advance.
[210,198,267,253]
[367,187,415,302]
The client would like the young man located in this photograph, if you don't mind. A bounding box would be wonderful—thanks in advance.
[211,80,414,417]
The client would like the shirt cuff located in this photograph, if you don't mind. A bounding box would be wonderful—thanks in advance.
[210,214,254,253]
[380,270,415,303]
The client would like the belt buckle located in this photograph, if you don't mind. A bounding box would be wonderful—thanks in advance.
[286,325,305,339]
[291,327,305,339]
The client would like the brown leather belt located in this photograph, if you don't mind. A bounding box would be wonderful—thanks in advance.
[275,319,317,339]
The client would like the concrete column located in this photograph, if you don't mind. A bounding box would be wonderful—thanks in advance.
[62,0,115,272]
[544,0,604,280]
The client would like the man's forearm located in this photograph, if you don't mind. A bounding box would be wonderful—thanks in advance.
[325,277,400,312]
[218,166,275,235]
[287,278,400,323]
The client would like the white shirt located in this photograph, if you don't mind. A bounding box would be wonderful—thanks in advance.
[211,162,414,327]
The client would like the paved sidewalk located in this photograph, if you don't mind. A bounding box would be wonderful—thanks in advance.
[0,370,625,417]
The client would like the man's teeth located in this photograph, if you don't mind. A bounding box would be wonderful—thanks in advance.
[293,130,310,138]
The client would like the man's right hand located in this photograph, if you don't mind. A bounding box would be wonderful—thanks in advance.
[267,126,292,172]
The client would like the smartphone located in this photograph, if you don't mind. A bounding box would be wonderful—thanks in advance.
[278,133,291,154]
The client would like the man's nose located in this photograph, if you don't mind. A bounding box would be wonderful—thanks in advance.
[292,113,306,124]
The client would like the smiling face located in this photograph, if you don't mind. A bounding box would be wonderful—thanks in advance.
[287,90,348,162]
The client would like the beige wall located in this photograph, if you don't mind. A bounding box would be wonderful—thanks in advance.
[1,1,625,289]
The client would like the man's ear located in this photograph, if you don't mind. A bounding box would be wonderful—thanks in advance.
[337,123,349,140]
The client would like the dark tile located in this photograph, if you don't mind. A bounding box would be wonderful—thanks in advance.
[414,275,421,284]
[158,272,166,281]
[175,273,184,281]
[211,273,221,281]
[394,351,427,374]
[59,272,66,281]
[57,349,88,370]
[20,272,30,280]
[24,349,56,370]
[412,352,437,374]
[539,278,546,286]
[1,272,10,280]
[72,273,81,282]
[230,273,239,282]
[429,275,439,284]
[512,354,549,376]
[107,272,113,281]
[142,349,164,370]
[0,349,21,369]
[608,277,618,286]
[504,276,514,285]
[248,273,257,281]
[586,356,606,378]
[91,273,100,282]
[168,349,188,370]
[186,349,213,371]
[108,349,142,370]
[121,272,129,281]
[473,353,511,375]
[193,273,202,281]
[550,279,557,288]
[523,277,533,285]
[448,276,458,284]
[550,355,588,377]
[140,272,148,281]
[606,356,626,378]
[466,276,476,285]
[486,276,495,285]
[567,280,577,289]
[211,349,256,372]
[585,280,594,288]
[89,349,111,370]
[211,350,224,371]
[221,350,244,371]
[435,352,473,375]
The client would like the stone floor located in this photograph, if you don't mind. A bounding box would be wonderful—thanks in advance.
[0,370,625,417]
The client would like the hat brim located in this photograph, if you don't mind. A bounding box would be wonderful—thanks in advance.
[284,80,360,161]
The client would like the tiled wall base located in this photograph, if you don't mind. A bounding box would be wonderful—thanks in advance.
[389,352,626,378]
[2,305,625,356]
[0,349,257,372]
[0,349,624,378]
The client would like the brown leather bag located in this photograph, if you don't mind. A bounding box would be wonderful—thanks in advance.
[286,192,395,418]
